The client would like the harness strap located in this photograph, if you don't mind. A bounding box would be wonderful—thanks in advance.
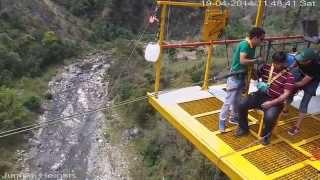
[267,64,287,85]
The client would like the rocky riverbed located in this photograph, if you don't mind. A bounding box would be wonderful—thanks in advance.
[21,52,130,180]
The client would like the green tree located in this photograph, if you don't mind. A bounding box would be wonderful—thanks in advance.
[0,33,15,50]
[0,87,31,131]
[0,48,22,83]
[41,31,79,67]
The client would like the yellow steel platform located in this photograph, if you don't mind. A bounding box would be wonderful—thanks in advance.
[147,85,320,179]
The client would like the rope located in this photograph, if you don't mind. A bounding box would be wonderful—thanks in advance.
[0,96,148,139]
[126,23,149,63]
[0,77,211,139]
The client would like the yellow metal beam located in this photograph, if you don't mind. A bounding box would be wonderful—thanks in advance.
[147,93,243,179]
[268,161,309,179]
[157,1,205,8]
[202,45,213,90]
[192,110,220,119]
[154,5,168,97]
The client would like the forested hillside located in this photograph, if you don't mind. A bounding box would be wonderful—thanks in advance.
[0,0,319,178]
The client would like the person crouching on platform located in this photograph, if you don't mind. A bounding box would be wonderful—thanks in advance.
[236,52,295,145]
[218,27,265,132]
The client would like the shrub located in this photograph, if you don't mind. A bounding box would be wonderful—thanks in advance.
[119,81,134,101]
[42,31,59,46]
[45,92,53,100]
[191,69,203,83]
[23,96,41,112]
[143,140,161,167]
[0,87,31,130]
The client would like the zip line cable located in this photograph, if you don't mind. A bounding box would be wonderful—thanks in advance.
[0,76,210,137]
[111,10,155,94]
[0,77,211,139]
[0,96,148,139]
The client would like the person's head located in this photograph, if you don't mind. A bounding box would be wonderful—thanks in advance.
[292,47,297,53]
[248,27,265,47]
[272,51,287,70]
[295,48,318,66]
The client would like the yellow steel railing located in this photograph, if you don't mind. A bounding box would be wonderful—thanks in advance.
[154,1,225,96]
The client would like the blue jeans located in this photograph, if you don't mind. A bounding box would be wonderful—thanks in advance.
[219,76,245,121]
[238,91,283,136]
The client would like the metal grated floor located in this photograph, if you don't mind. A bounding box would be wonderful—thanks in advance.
[151,84,320,179]
[243,142,308,175]
[300,138,320,154]
[179,97,223,116]
[250,124,260,134]
[217,130,258,151]
[278,105,300,123]
[277,117,320,143]
[275,165,320,180]
[250,124,279,141]
[196,113,235,132]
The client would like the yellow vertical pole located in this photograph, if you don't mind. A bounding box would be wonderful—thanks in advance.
[255,0,265,27]
[202,44,213,90]
[245,0,265,94]
[154,5,168,97]
[258,110,265,137]
[202,0,221,90]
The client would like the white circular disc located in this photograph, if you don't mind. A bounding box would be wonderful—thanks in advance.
[144,43,160,62]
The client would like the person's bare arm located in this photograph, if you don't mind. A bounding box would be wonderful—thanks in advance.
[261,89,291,109]
[240,53,257,65]
[295,75,313,88]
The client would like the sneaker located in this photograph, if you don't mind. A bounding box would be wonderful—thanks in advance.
[229,117,239,125]
[235,128,249,137]
[288,126,300,136]
[219,120,226,132]
[262,135,271,145]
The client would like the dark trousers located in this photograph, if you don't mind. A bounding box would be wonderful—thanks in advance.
[288,92,312,113]
[238,91,284,136]
[289,67,320,113]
